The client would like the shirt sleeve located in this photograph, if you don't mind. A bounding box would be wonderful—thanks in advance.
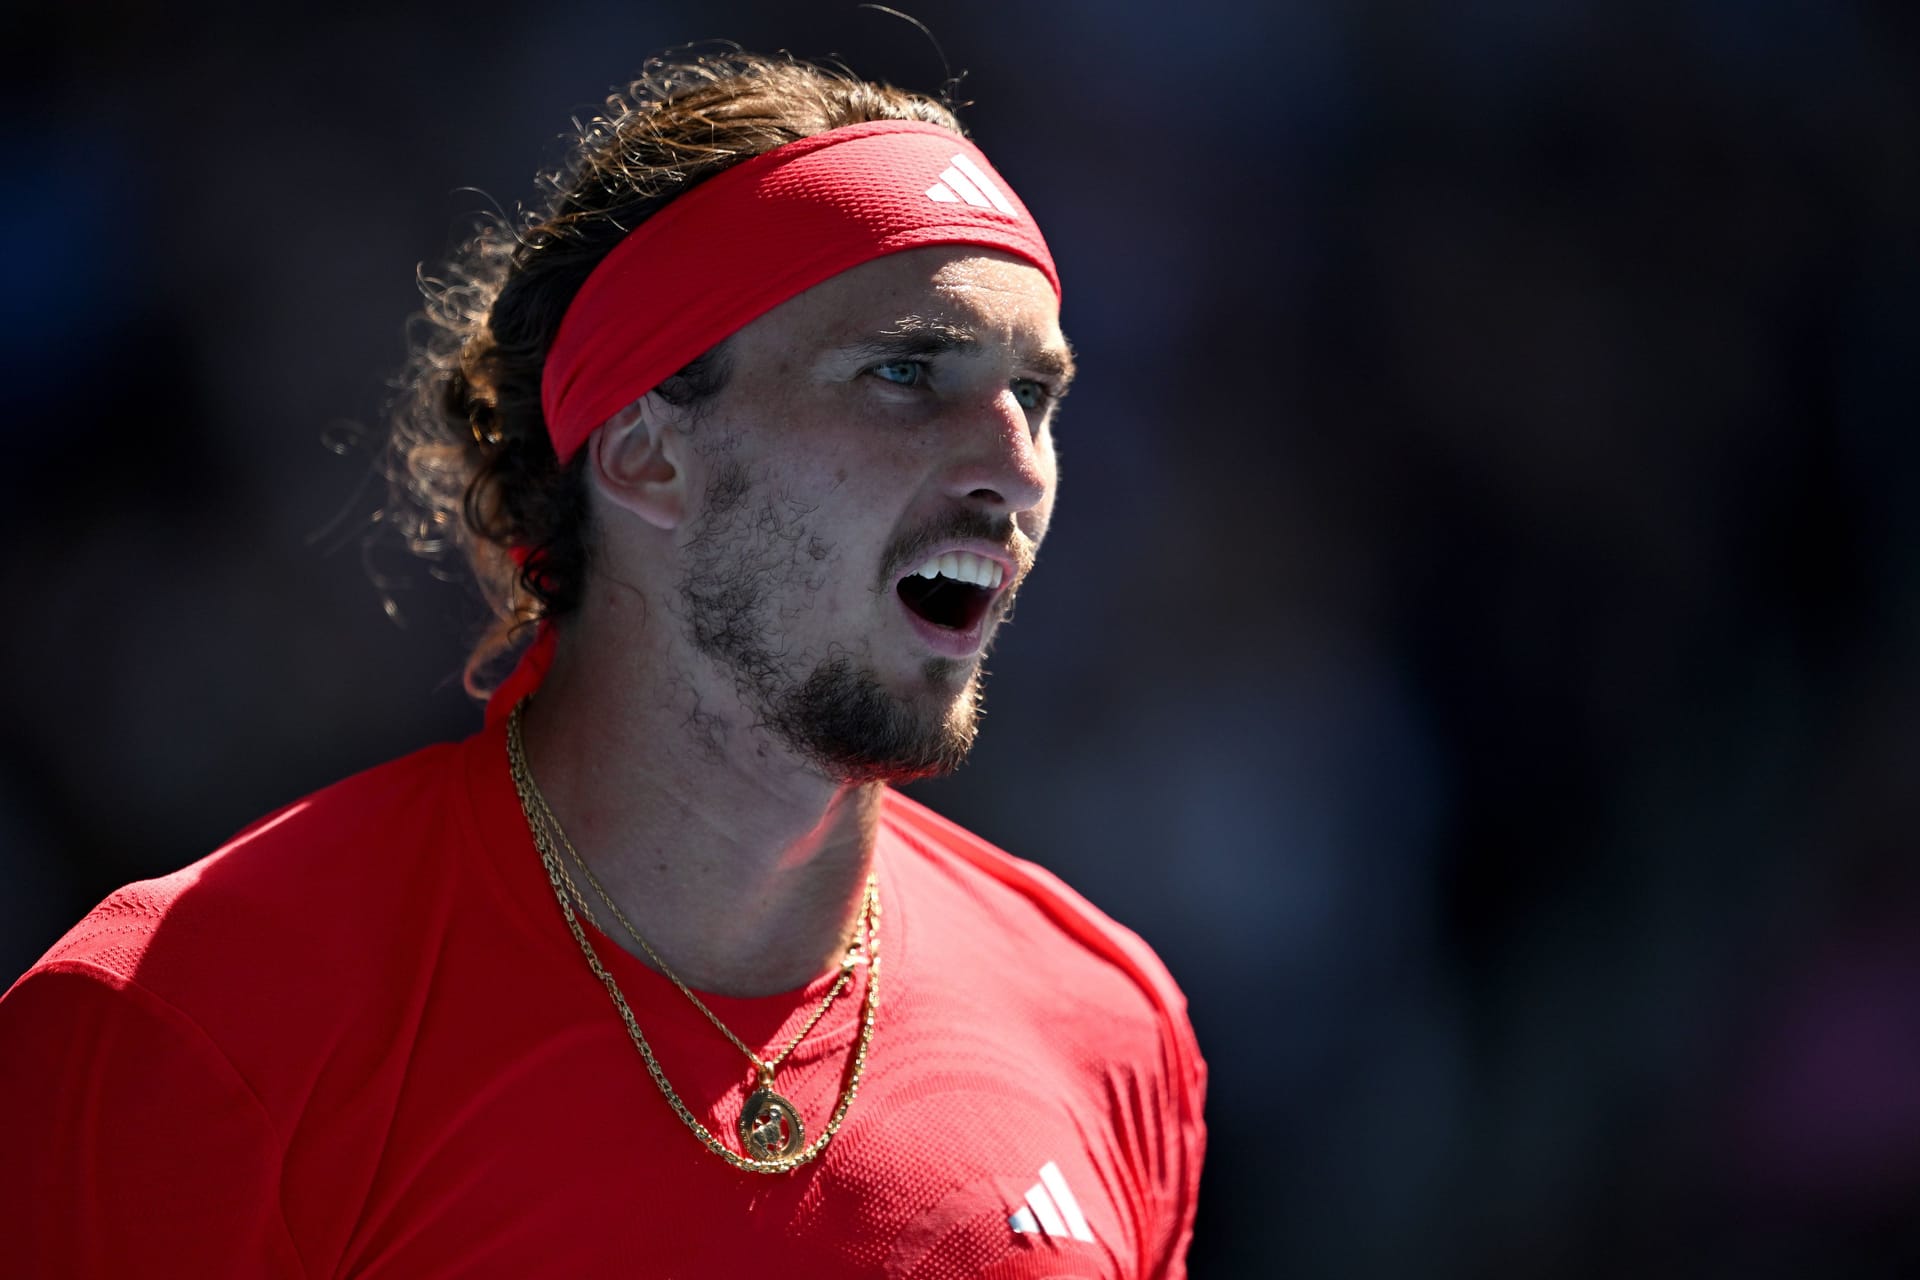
[1148,1000,1207,1280]
[0,963,308,1278]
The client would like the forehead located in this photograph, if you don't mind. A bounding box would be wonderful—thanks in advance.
[729,246,1066,360]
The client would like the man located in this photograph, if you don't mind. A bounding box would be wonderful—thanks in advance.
[0,53,1205,1277]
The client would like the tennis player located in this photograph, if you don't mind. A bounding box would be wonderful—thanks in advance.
[0,52,1204,1278]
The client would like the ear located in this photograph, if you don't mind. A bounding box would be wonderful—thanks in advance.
[587,394,690,531]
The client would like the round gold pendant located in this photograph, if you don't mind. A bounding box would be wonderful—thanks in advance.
[739,1087,806,1160]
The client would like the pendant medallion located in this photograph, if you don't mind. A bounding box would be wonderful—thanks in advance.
[739,1087,806,1160]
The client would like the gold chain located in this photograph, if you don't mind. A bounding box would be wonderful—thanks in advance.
[563,821,870,1080]
[505,701,880,1174]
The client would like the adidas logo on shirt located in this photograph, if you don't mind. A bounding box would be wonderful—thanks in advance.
[1007,1161,1095,1243]
[925,153,1019,217]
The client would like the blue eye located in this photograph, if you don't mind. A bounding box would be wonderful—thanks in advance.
[1012,379,1050,411]
[872,360,927,387]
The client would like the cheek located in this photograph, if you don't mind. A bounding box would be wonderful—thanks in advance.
[773,474,897,590]
[1022,498,1056,548]
[1023,439,1061,542]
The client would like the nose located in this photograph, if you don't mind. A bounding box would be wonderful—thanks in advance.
[940,387,1050,514]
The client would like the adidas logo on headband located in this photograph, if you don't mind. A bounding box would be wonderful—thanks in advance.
[925,153,1019,217]
[539,121,1057,475]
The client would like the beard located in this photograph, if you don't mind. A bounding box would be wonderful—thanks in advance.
[766,654,982,785]
[675,458,990,784]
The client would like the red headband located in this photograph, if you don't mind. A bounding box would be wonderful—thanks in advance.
[538,119,1060,463]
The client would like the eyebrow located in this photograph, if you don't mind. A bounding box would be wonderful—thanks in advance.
[835,316,1079,389]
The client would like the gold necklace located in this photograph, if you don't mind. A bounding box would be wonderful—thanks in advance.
[506,702,880,1173]
[567,836,874,1157]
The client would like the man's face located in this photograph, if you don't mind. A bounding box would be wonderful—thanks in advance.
[666,246,1072,784]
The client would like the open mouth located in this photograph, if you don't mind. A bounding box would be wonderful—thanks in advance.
[896,550,1005,633]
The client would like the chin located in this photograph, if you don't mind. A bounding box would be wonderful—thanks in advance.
[772,655,984,785]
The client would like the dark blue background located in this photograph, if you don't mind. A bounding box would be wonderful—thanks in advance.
[6,2,1918,1274]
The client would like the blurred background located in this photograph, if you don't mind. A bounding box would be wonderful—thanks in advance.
[5,0,1918,1274]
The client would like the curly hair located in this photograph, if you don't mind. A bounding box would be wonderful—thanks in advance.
[386,52,963,695]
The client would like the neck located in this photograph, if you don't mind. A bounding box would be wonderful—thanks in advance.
[514,621,884,998]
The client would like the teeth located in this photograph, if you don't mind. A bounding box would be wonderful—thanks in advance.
[910,550,1003,589]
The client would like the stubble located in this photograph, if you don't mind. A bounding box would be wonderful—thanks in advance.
[676,457,983,783]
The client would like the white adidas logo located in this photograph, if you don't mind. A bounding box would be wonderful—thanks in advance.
[1007,1160,1095,1243]
[925,153,1019,217]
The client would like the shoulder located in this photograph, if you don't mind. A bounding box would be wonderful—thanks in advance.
[879,788,1202,1071]
[25,733,476,1014]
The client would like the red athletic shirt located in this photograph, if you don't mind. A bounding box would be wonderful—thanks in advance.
[0,719,1205,1277]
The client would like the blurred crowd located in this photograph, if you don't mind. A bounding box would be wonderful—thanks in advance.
[5,1,1916,1274]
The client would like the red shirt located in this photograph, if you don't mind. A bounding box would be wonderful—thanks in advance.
[1,719,1205,1277]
